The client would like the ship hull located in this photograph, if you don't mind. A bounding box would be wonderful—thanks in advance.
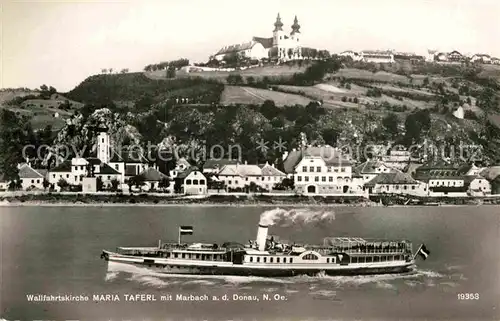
[102,251,415,277]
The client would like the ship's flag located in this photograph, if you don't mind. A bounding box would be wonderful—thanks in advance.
[418,244,430,260]
[179,226,194,235]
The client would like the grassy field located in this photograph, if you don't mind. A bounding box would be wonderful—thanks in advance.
[220,86,312,106]
[0,91,82,130]
[146,65,308,82]
[331,68,411,84]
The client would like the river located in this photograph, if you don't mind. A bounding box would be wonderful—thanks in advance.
[1,205,499,321]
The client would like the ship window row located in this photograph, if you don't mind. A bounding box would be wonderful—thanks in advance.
[351,255,403,263]
[166,252,224,261]
[249,256,293,263]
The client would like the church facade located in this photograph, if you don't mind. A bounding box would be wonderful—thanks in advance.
[213,14,303,62]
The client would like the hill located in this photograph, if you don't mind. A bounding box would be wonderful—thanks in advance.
[221,86,312,106]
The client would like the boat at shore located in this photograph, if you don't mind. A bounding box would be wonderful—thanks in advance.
[101,224,430,277]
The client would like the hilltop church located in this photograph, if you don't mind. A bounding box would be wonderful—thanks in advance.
[213,14,303,62]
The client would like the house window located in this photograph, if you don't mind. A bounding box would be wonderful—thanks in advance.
[102,138,104,143]
[36,179,40,183]
[297,176,302,182]
[257,257,260,263]
[250,257,253,262]
[302,166,307,172]
[53,174,55,178]
[341,168,346,172]
[329,177,333,182]
[200,180,205,185]
[193,179,198,185]
[245,177,249,181]
[228,180,232,185]
[315,176,319,182]
[235,180,238,184]
[327,167,332,172]
[316,166,321,172]
[115,165,119,170]
[334,168,339,172]
[276,257,280,263]
[322,176,326,182]
[403,185,407,190]
[309,166,314,172]
[305,176,309,182]
[411,186,415,190]
[303,254,319,260]
[261,177,265,181]
[31,179,34,183]
[66,174,69,178]
[186,179,192,185]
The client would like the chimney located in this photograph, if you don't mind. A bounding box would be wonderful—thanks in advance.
[256,224,269,251]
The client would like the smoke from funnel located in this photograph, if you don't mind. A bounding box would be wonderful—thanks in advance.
[258,208,336,227]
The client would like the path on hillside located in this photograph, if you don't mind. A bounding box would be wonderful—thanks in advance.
[241,87,266,101]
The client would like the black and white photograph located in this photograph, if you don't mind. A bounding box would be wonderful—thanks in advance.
[0,0,499,320]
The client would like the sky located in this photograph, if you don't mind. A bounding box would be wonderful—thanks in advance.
[1,0,500,92]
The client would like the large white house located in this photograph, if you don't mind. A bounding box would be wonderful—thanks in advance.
[283,147,365,195]
[214,13,303,62]
[216,161,286,191]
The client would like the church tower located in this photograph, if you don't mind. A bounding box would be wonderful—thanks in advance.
[272,13,284,47]
[97,130,110,164]
[290,15,301,59]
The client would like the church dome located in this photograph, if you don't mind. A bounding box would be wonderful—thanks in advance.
[291,15,300,34]
[274,13,283,31]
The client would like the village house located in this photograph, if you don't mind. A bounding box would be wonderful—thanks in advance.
[283,146,364,195]
[48,160,73,190]
[470,54,492,64]
[413,164,491,197]
[491,57,500,65]
[338,50,362,61]
[202,159,240,175]
[137,167,169,191]
[175,167,207,195]
[17,163,47,190]
[360,50,395,64]
[217,162,264,190]
[447,51,465,62]
[259,162,287,190]
[380,150,413,170]
[364,170,427,196]
[354,160,392,184]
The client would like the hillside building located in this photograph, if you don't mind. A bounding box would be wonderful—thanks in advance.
[214,13,303,62]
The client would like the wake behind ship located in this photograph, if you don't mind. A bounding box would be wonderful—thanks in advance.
[101,222,431,277]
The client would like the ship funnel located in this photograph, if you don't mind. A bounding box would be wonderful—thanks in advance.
[256,224,268,251]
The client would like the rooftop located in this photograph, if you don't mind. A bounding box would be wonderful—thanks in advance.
[283,146,352,174]
[365,171,419,187]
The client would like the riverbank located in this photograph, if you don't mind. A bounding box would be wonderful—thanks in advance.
[0,192,499,207]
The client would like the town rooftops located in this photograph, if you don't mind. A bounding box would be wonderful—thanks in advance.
[354,160,387,175]
[218,163,262,177]
[203,158,240,170]
[252,37,274,49]
[139,167,167,181]
[365,171,419,187]
[50,160,72,172]
[260,162,286,176]
[176,167,202,179]
[283,146,352,174]
[18,164,46,179]
[215,42,257,56]
[95,163,120,175]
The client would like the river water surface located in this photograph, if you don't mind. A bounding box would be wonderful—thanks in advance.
[1,205,499,321]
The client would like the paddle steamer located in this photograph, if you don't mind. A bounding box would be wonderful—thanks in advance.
[101,224,430,276]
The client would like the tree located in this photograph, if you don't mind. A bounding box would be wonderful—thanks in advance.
[120,68,129,74]
[43,178,50,191]
[57,178,69,191]
[101,68,108,74]
[159,177,171,191]
[133,174,146,191]
[166,66,176,78]
[260,100,280,120]
[382,113,399,137]
[96,176,103,191]
[246,76,256,86]
[109,68,113,74]
[110,178,120,192]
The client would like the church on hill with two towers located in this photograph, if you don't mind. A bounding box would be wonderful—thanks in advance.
[213,13,303,62]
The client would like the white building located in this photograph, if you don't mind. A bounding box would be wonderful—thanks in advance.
[176,168,207,195]
[338,51,362,61]
[259,162,286,190]
[218,162,265,190]
[283,147,365,195]
[214,13,303,62]
[470,54,491,64]
[360,50,395,63]
[354,160,392,184]
[364,170,427,196]
[18,163,47,190]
